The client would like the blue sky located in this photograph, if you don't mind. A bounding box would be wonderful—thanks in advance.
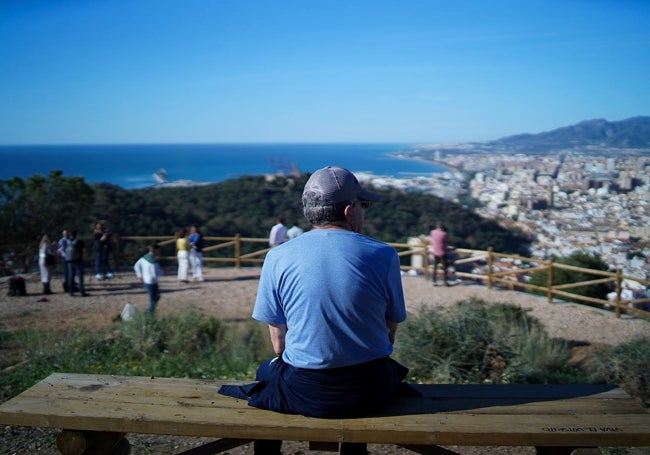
[1,0,648,144]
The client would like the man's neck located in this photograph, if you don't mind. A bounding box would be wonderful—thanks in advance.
[313,222,352,231]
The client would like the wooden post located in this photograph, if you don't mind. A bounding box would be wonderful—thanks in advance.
[114,235,121,271]
[487,247,493,289]
[423,247,430,281]
[235,234,241,269]
[615,269,622,319]
[547,258,554,304]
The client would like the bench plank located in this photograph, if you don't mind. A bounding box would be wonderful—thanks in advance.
[1,373,649,449]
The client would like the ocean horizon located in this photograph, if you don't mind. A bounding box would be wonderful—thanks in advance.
[0,143,445,189]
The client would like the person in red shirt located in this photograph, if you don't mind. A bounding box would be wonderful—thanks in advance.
[430,223,451,286]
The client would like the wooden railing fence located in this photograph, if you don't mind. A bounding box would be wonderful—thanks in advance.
[111,235,649,320]
[2,235,648,320]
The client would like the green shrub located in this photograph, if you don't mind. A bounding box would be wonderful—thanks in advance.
[394,298,587,385]
[588,336,650,406]
[0,312,271,400]
[529,251,613,304]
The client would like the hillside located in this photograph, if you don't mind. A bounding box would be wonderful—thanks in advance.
[411,116,650,157]
[494,116,650,151]
[0,172,532,276]
[93,176,531,261]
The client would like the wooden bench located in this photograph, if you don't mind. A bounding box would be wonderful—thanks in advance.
[1,373,649,455]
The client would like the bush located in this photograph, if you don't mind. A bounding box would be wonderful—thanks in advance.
[0,312,271,400]
[529,251,613,304]
[394,298,587,385]
[588,336,650,406]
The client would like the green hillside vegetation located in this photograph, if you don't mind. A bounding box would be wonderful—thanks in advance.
[395,299,584,385]
[91,175,531,252]
[1,171,531,272]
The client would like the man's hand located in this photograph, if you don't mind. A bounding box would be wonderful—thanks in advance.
[386,320,398,345]
[269,323,287,356]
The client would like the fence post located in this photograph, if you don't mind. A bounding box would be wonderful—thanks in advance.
[547,258,554,303]
[615,269,622,319]
[235,234,241,269]
[114,235,121,271]
[487,247,493,289]
[423,247,429,280]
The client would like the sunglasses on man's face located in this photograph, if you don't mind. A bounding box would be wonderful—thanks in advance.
[358,200,371,209]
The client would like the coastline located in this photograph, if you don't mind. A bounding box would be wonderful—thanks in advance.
[390,151,458,175]
[1,143,439,189]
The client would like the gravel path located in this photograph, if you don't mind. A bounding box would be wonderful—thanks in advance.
[2,267,648,346]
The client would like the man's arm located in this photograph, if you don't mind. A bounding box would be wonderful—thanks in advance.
[268,323,287,356]
[386,320,398,345]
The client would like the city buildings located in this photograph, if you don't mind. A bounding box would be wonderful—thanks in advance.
[361,149,650,290]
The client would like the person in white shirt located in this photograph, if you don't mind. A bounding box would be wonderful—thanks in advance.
[286,220,304,240]
[134,244,162,315]
[268,217,288,247]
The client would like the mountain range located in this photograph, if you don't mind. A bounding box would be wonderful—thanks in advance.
[492,116,650,152]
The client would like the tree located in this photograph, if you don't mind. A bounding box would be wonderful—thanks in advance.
[529,251,612,303]
[1,172,533,274]
[0,171,94,270]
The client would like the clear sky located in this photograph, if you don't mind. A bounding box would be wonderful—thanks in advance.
[1,0,648,145]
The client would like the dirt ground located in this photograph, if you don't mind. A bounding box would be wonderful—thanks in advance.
[1,267,649,454]
[2,267,647,345]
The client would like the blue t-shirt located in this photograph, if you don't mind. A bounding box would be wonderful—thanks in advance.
[253,229,406,369]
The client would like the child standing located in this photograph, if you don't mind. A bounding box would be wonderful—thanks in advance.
[134,244,162,315]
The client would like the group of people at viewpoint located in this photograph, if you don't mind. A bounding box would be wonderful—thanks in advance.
[133,224,206,316]
[35,221,204,316]
[38,222,115,298]
[174,224,205,283]
[134,213,306,316]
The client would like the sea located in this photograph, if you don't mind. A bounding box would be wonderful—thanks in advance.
[0,143,444,189]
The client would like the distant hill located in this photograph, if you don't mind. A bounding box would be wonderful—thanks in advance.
[411,116,650,157]
[493,116,650,152]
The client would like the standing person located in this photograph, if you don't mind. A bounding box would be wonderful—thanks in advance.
[430,222,451,286]
[268,216,287,248]
[188,224,204,282]
[57,229,70,292]
[134,243,162,315]
[38,234,55,295]
[176,228,190,283]
[93,222,114,280]
[65,230,88,297]
[220,166,408,455]
[286,220,304,240]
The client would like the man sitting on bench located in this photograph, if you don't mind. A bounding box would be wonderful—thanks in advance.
[220,166,409,455]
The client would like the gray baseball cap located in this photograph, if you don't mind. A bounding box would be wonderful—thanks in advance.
[302,166,380,206]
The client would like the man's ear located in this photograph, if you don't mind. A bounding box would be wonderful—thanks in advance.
[344,203,354,221]
[344,203,360,233]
